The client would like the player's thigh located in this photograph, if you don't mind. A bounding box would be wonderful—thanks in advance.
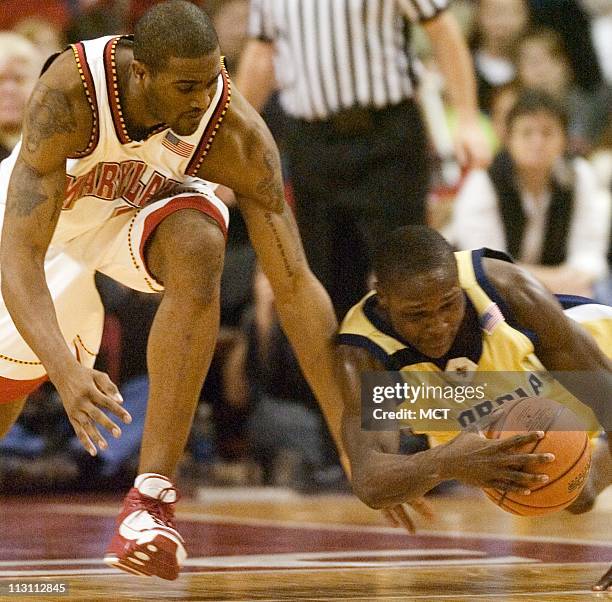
[91,191,229,296]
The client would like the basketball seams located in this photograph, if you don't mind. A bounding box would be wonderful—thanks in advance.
[487,398,590,511]
[485,489,583,515]
[520,433,590,494]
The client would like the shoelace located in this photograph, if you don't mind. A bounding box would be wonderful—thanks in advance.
[140,496,172,527]
[127,487,179,528]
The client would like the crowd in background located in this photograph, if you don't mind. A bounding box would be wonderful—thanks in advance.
[0,0,610,494]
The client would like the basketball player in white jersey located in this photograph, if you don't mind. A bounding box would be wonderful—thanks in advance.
[0,1,348,580]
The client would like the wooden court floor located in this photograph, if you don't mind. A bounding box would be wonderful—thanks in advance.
[0,485,610,601]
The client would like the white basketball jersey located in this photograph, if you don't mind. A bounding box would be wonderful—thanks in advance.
[0,35,231,245]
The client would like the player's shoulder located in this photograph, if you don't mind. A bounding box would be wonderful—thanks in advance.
[481,255,531,292]
[32,47,93,126]
[198,85,283,211]
[338,343,386,373]
[23,47,94,160]
[38,47,84,97]
[216,86,273,161]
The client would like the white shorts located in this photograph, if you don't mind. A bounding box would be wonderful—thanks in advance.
[0,192,228,401]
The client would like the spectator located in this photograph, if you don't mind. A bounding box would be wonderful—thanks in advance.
[517,28,609,153]
[451,90,610,297]
[529,0,603,93]
[470,0,530,112]
[0,33,41,162]
[13,17,65,61]
[489,83,521,147]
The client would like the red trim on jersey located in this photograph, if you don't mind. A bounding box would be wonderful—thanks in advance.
[138,196,228,283]
[68,42,100,158]
[104,37,131,145]
[0,375,48,404]
[185,60,232,177]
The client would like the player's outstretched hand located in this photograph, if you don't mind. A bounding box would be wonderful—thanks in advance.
[53,365,132,456]
[382,498,434,534]
[441,431,555,494]
[593,565,612,591]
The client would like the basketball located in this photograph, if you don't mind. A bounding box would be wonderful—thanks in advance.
[482,397,592,516]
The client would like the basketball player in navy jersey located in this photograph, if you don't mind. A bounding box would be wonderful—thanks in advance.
[338,226,611,591]
[0,0,353,581]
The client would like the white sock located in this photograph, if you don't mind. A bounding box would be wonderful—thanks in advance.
[134,473,177,502]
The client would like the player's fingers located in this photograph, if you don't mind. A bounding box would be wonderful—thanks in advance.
[81,419,108,452]
[381,508,400,528]
[488,480,531,496]
[69,418,97,457]
[93,370,123,403]
[409,498,434,520]
[381,508,399,527]
[85,405,123,439]
[498,431,544,450]
[501,470,549,487]
[592,564,612,591]
[386,504,415,534]
[500,453,555,466]
[89,386,132,425]
[394,510,416,534]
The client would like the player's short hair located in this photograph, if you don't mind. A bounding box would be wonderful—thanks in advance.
[133,0,219,74]
[372,226,456,289]
[507,89,569,133]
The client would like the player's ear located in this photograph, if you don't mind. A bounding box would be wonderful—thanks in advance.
[376,282,389,310]
[132,59,150,83]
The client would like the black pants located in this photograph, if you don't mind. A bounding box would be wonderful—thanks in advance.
[285,100,430,318]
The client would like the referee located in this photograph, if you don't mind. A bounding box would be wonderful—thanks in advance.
[236,0,490,317]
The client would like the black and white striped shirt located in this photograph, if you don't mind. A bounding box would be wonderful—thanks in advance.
[249,0,449,121]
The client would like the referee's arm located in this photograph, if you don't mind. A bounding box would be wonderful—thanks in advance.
[235,38,277,113]
[423,11,491,169]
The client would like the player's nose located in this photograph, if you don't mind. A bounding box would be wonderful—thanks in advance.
[191,90,210,111]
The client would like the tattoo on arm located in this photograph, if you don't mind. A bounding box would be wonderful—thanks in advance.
[6,161,62,219]
[264,211,294,279]
[24,84,77,154]
[255,149,284,203]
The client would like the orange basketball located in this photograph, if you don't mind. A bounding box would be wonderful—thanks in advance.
[482,397,591,516]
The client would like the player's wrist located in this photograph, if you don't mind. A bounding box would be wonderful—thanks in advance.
[428,443,454,482]
[45,355,85,385]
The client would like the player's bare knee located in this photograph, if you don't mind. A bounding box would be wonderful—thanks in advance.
[146,209,225,301]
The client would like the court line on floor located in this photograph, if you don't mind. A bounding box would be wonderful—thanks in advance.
[277,594,605,601]
[40,503,612,548]
[4,560,610,579]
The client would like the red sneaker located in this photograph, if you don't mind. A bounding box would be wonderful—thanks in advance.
[104,474,186,580]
